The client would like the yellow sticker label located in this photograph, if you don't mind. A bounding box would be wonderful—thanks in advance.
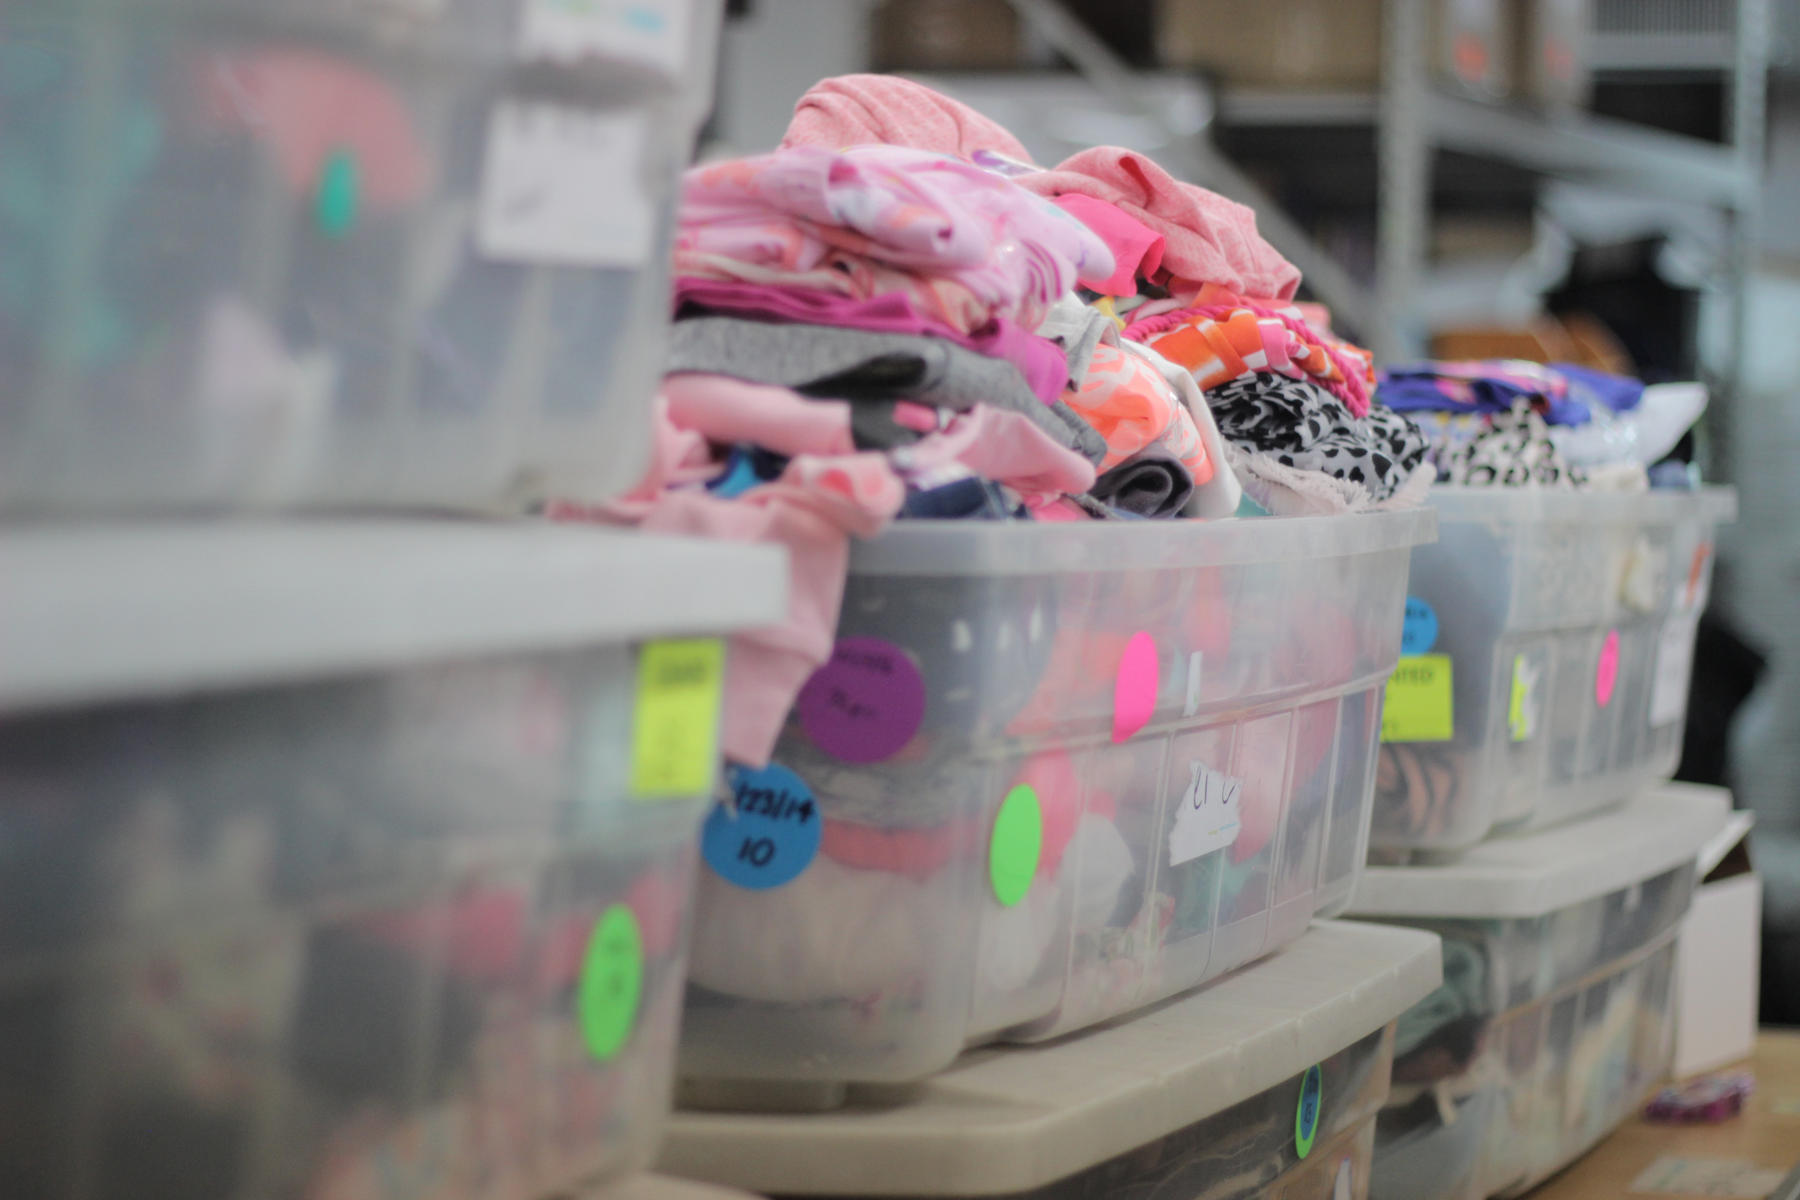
[1381,654,1454,743]
[1508,655,1535,742]
[630,638,726,799]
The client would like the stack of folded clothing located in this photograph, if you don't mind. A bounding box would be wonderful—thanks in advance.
[1377,358,1709,491]
[558,74,1435,767]
[1006,142,1434,517]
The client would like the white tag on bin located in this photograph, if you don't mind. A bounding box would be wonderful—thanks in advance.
[477,102,653,269]
[517,0,692,77]
[1650,614,1699,728]
[1168,761,1243,866]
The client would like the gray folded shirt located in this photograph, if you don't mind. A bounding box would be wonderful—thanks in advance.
[668,316,1106,466]
[1089,445,1195,519]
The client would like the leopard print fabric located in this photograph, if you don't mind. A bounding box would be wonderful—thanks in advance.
[1206,375,1429,502]
[1422,399,1586,488]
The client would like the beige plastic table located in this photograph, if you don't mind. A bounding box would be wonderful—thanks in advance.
[1521,1030,1800,1199]
[658,920,1442,1197]
[592,1175,765,1200]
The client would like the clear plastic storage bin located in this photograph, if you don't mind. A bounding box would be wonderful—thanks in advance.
[678,511,1436,1099]
[0,0,720,515]
[1349,785,1728,1200]
[661,921,1444,1199]
[0,523,785,1200]
[1370,487,1734,855]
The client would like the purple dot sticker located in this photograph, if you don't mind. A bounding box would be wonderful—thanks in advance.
[796,637,927,764]
[1595,629,1620,708]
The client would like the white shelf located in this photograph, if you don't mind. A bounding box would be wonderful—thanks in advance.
[657,921,1442,1197]
[1216,87,1381,127]
[1216,86,1754,210]
[0,521,787,714]
[1424,90,1755,209]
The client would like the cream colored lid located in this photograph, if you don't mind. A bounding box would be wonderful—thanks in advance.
[1351,784,1731,920]
[658,921,1442,1197]
[0,522,785,714]
[591,1174,764,1200]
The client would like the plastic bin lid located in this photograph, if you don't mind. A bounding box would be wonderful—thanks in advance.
[657,921,1441,1197]
[1349,783,1731,920]
[593,1175,762,1200]
[0,522,786,714]
[1426,483,1737,527]
[850,508,1437,576]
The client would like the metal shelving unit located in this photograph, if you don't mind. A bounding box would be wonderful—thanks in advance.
[1374,0,1769,369]
[720,0,1769,399]
[1001,0,1768,374]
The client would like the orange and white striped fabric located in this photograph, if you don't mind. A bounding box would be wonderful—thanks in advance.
[1125,285,1376,416]
[1061,342,1214,484]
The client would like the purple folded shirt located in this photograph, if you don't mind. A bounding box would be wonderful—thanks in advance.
[673,277,1070,405]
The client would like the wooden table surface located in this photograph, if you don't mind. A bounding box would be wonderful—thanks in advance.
[1527,1030,1800,1198]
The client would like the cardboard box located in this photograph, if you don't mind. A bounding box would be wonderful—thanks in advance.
[1673,811,1761,1077]
[1155,0,1513,97]
[870,0,1022,71]
[1155,0,1384,89]
[1518,0,1592,109]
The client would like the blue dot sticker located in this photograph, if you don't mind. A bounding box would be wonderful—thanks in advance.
[1400,596,1439,657]
[1296,1063,1323,1158]
[702,763,821,890]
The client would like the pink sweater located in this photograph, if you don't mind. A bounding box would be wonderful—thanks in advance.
[1017,147,1302,301]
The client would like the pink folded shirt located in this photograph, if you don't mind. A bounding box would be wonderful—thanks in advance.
[677,145,1114,327]
[1017,146,1300,301]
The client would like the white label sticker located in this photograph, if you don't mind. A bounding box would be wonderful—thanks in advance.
[476,103,652,268]
[1183,652,1204,718]
[517,0,691,76]
[1650,614,1700,728]
[1168,761,1243,866]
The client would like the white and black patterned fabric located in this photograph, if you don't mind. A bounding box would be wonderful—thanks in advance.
[1206,375,1428,502]
[1422,400,1587,488]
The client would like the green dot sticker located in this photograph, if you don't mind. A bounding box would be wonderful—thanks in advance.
[1296,1063,1323,1159]
[989,784,1042,908]
[315,149,360,238]
[576,903,643,1062]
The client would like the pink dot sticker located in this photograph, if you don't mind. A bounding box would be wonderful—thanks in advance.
[1595,630,1620,708]
[1113,632,1159,743]
[796,637,927,764]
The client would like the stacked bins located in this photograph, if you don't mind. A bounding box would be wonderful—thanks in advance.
[661,921,1443,1200]
[1350,785,1728,1200]
[0,0,719,513]
[1370,487,1735,855]
[0,523,784,1200]
[676,510,1437,1101]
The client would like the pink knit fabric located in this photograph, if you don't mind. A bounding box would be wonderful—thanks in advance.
[555,385,906,768]
[782,74,1033,163]
[1017,147,1301,301]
